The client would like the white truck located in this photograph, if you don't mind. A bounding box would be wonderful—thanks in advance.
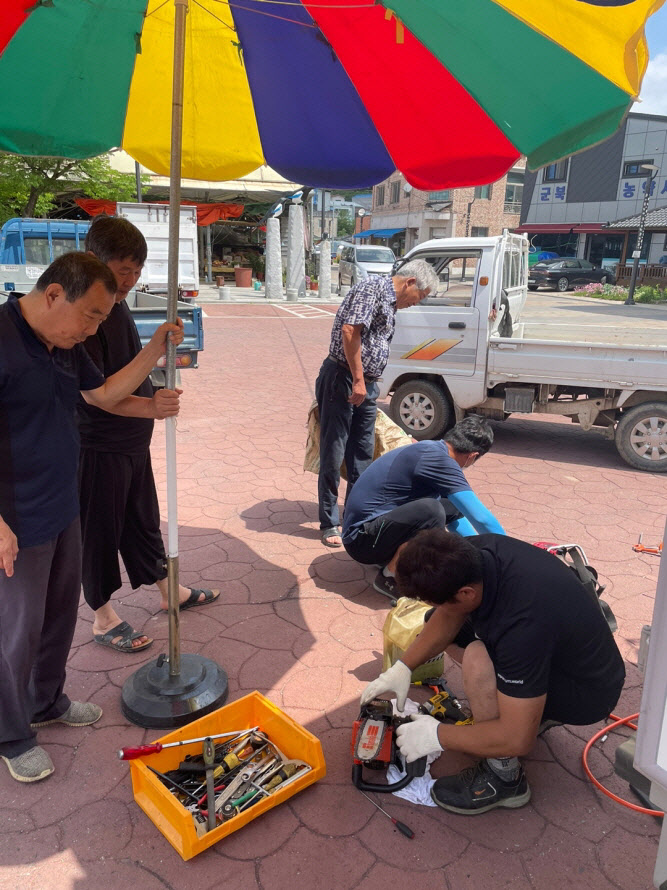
[383,233,667,472]
[115,202,198,300]
[0,202,199,300]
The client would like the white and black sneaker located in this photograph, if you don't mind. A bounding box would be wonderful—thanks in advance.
[431,759,531,815]
[372,570,398,604]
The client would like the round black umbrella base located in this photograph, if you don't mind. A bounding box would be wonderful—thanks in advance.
[121,653,229,728]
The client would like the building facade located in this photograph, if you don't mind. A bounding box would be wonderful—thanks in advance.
[518,112,667,269]
[358,161,525,256]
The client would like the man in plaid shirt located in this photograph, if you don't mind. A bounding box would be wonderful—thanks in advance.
[316,259,438,547]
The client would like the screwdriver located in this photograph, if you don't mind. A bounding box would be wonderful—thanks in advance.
[358,789,414,839]
[203,737,217,832]
[117,727,259,760]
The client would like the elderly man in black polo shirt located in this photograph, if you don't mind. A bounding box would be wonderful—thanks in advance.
[361,530,625,813]
[316,259,438,548]
[0,252,183,783]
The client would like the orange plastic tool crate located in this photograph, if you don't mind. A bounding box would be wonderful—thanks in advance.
[129,691,326,859]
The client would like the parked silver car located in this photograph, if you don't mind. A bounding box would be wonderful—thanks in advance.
[338,244,396,292]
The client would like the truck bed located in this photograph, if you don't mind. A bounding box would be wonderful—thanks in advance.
[126,291,204,360]
[488,333,667,391]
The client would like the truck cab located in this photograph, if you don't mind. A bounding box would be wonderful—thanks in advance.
[383,233,528,439]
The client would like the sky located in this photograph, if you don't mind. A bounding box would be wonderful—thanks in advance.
[639,8,667,114]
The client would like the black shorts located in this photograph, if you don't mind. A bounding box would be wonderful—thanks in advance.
[344,497,461,566]
[432,614,623,727]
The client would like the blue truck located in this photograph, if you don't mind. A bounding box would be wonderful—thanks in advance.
[0,215,203,383]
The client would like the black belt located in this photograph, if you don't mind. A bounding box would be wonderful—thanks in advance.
[327,355,378,383]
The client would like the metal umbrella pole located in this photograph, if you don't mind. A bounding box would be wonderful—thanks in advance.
[121,0,228,727]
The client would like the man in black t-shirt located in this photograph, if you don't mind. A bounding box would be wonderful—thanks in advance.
[79,217,220,654]
[360,530,624,814]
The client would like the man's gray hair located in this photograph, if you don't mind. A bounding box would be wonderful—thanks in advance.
[394,259,439,295]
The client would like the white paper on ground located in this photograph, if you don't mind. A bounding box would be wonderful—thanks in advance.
[388,698,438,806]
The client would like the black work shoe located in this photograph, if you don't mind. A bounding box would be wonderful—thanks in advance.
[372,570,398,604]
[431,760,531,815]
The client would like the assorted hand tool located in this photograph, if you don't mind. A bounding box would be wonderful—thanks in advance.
[117,727,260,760]
[632,534,663,556]
[141,727,312,833]
[415,679,473,725]
[358,789,414,839]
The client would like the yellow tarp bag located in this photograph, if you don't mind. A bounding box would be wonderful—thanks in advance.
[383,597,444,684]
[304,401,411,478]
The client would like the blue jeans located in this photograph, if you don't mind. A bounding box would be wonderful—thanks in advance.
[315,357,379,531]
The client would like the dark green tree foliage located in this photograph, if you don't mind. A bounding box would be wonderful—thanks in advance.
[0,152,140,224]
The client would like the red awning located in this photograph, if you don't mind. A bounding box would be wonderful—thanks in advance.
[513,223,611,235]
[75,198,244,226]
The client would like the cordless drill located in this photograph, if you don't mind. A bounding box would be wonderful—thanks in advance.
[416,680,473,725]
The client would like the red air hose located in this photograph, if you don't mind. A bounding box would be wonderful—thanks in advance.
[582,712,663,817]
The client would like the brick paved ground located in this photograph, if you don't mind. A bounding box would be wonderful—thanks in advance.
[0,300,663,889]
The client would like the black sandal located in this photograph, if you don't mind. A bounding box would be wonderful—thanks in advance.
[93,621,153,653]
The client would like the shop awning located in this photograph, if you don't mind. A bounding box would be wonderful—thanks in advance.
[353,227,405,239]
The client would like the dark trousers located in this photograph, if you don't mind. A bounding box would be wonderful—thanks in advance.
[344,498,451,566]
[315,357,379,531]
[79,449,167,610]
[0,519,81,757]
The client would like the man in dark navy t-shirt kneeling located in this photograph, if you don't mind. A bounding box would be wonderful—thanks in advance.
[360,530,625,814]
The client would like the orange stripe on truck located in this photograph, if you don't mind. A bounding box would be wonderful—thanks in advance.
[401,338,461,360]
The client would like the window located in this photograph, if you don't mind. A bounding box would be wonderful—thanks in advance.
[427,189,452,202]
[543,160,569,182]
[24,237,51,265]
[663,234,667,251]
[502,245,522,289]
[471,226,488,237]
[390,180,401,203]
[579,260,594,270]
[375,185,385,206]
[623,159,654,178]
[474,185,491,199]
[417,251,481,307]
[504,171,524,213]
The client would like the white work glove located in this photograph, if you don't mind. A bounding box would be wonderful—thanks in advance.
[396,714,443,763]
[360,660,412,712]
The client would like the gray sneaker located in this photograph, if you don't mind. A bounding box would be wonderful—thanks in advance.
[31,701,102,729]
[2,746,54,783]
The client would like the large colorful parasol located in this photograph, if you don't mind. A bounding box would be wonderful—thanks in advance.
[0,0,663,190]
[0,0,662,726]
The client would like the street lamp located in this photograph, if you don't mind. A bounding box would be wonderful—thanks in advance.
[625,163,659,305]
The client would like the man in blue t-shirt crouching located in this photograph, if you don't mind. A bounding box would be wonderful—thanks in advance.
[342,415,504,600]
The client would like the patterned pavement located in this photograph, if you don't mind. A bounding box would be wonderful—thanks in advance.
[0,300,664,889]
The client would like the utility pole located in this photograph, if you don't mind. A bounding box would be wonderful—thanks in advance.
[625,164,659,305]
[135,161,142,202]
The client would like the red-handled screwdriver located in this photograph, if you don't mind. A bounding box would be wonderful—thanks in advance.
[358,789,414,839]
[117,727,259,760]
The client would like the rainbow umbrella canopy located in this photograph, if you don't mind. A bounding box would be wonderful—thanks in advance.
[0,0,663,190]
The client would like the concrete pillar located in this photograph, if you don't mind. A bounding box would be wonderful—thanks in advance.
[318,239,331,300]
[287,204,306,301]
[264,217,283,301]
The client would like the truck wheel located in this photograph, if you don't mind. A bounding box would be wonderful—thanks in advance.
[615,402,667,472]
[557,277,569,292]
[391,380,452,440]
[600,275,608,285]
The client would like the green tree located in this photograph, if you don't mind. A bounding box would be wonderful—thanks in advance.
[337,209,354,237]
[0,153,141,224]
